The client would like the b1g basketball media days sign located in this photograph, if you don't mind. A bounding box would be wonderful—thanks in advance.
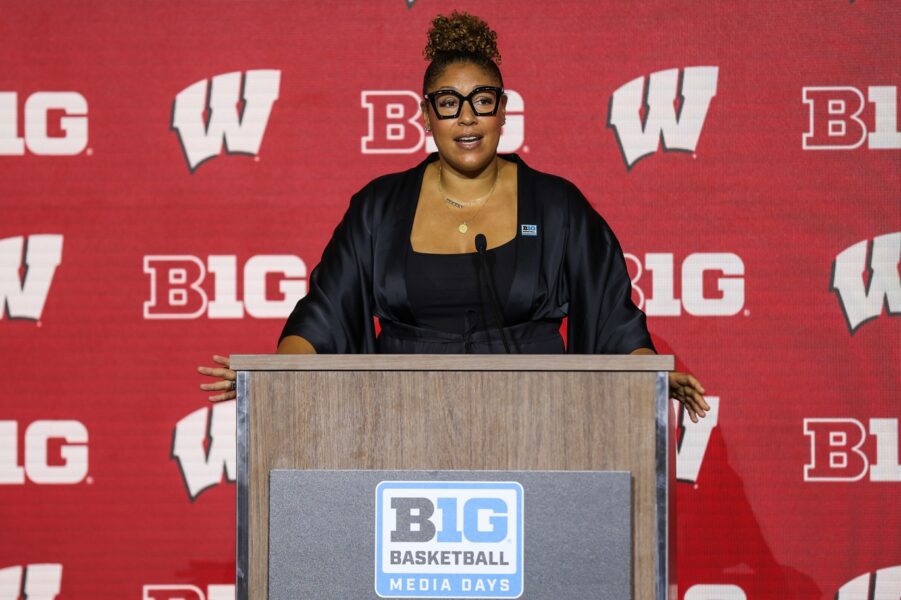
[267,470,632,600]
[375,481,523,598]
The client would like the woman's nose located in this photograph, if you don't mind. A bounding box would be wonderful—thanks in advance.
[458,100,478,124]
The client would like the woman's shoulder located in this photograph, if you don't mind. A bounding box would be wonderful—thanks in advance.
[342,157,433,229]
[504,153,586,198]
[354,156,433,201]
[505,154,594,222]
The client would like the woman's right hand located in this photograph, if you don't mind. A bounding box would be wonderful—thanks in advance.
[198,354,236,402]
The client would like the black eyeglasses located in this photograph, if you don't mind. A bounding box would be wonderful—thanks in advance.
[423,86,504,119]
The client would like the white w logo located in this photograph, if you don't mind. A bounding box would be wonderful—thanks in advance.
[0,235,63,321]
[171,70,281,172]
[0,564,62,600]
[831,232,901,333]
[171,400,236,500]
[607,66,718,169]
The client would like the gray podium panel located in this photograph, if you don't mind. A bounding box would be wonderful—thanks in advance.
[269,470,631,600]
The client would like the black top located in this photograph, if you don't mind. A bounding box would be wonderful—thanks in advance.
[406,239,517,335]
[280,153,654,355]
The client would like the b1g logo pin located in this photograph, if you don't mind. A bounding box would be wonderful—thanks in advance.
[375,481,524,598]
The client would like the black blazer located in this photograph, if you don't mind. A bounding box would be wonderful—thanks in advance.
[280,153,653,354]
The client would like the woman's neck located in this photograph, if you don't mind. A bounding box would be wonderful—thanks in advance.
[437,157,500,201]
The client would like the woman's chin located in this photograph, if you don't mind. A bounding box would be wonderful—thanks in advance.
[441,147,498,176]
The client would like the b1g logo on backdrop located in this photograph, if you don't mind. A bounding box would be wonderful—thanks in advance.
[683,585,746,600]
[0,92,88,156]
[830,232,900,333]
[804,418,900,482]
[0,420,88,485]
[0,235,63,322]
[143,254,306,320]
[0,564,62,600]
[361,90,524,154]
[142,584,234,600]
[625,252,745,317]
[607,66,719,169]
[171,70,281,172]
[802,85,901,150]
[375,481,523,598]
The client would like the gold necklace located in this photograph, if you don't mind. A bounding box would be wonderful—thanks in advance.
[437,163,500,234]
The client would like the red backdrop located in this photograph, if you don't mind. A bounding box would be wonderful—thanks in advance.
[1,1,898,599]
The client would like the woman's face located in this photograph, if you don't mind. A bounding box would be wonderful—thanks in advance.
[423,62,506,176]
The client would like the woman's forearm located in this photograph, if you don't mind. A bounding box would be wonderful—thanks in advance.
[277,335,317,354]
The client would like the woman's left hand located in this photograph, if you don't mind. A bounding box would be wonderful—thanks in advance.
[669,371,709,423]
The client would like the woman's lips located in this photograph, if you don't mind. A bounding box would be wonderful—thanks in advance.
[454,134,483,150]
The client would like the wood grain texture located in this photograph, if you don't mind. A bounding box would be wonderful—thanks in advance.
[232,353,674,372]
[246,368,663,599]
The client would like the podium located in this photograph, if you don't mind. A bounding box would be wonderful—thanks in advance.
[232,354,675,600]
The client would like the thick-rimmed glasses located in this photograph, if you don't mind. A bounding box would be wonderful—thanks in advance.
[424,86,504,119]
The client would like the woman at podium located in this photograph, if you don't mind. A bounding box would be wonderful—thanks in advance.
[200,11,708,422]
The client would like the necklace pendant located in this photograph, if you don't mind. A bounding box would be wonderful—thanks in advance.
[458,223,469,234]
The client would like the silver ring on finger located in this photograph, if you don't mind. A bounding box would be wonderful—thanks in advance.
[229,380,236,391]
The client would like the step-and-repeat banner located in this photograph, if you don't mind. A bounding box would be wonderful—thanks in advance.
[1,1,898,598]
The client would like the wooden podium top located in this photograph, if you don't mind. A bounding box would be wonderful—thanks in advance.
[231,354,674,371]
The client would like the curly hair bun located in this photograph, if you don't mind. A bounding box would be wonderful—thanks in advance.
[424,11,501,64]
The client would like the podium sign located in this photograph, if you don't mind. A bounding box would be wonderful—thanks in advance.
[375,480,524,598]
[269,470,632,600]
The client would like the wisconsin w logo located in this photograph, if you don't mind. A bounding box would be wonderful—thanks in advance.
[608,66,719,169]
[831,232,901,333]
[674,397,719,483]
[835,565,901,599]
[171,70,281,172]
[0,564,62,600]
[171,400,236,500]
[0,235,63,321]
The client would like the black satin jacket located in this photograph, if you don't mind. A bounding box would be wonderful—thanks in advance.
[280,153,654,354]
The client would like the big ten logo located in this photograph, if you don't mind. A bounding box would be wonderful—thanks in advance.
[171,400,235,500]
[674,397,720,484]
[143,254,306,320]
[607,66,719,169]
[804,418,900,482]
[835,565,901,599]
[143,585,234,600]
[141,584,235,600]
[802,85,900,150]
[831,232,900,334]
[376,481,523,598]
[625,252,745,317]
[360,90,524,154]
[0,564,62,600]
[0,235,64,322]
[171,70,281,172]
[683,585,746,600]
[0,92,88,156]
[0,421,88,485]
